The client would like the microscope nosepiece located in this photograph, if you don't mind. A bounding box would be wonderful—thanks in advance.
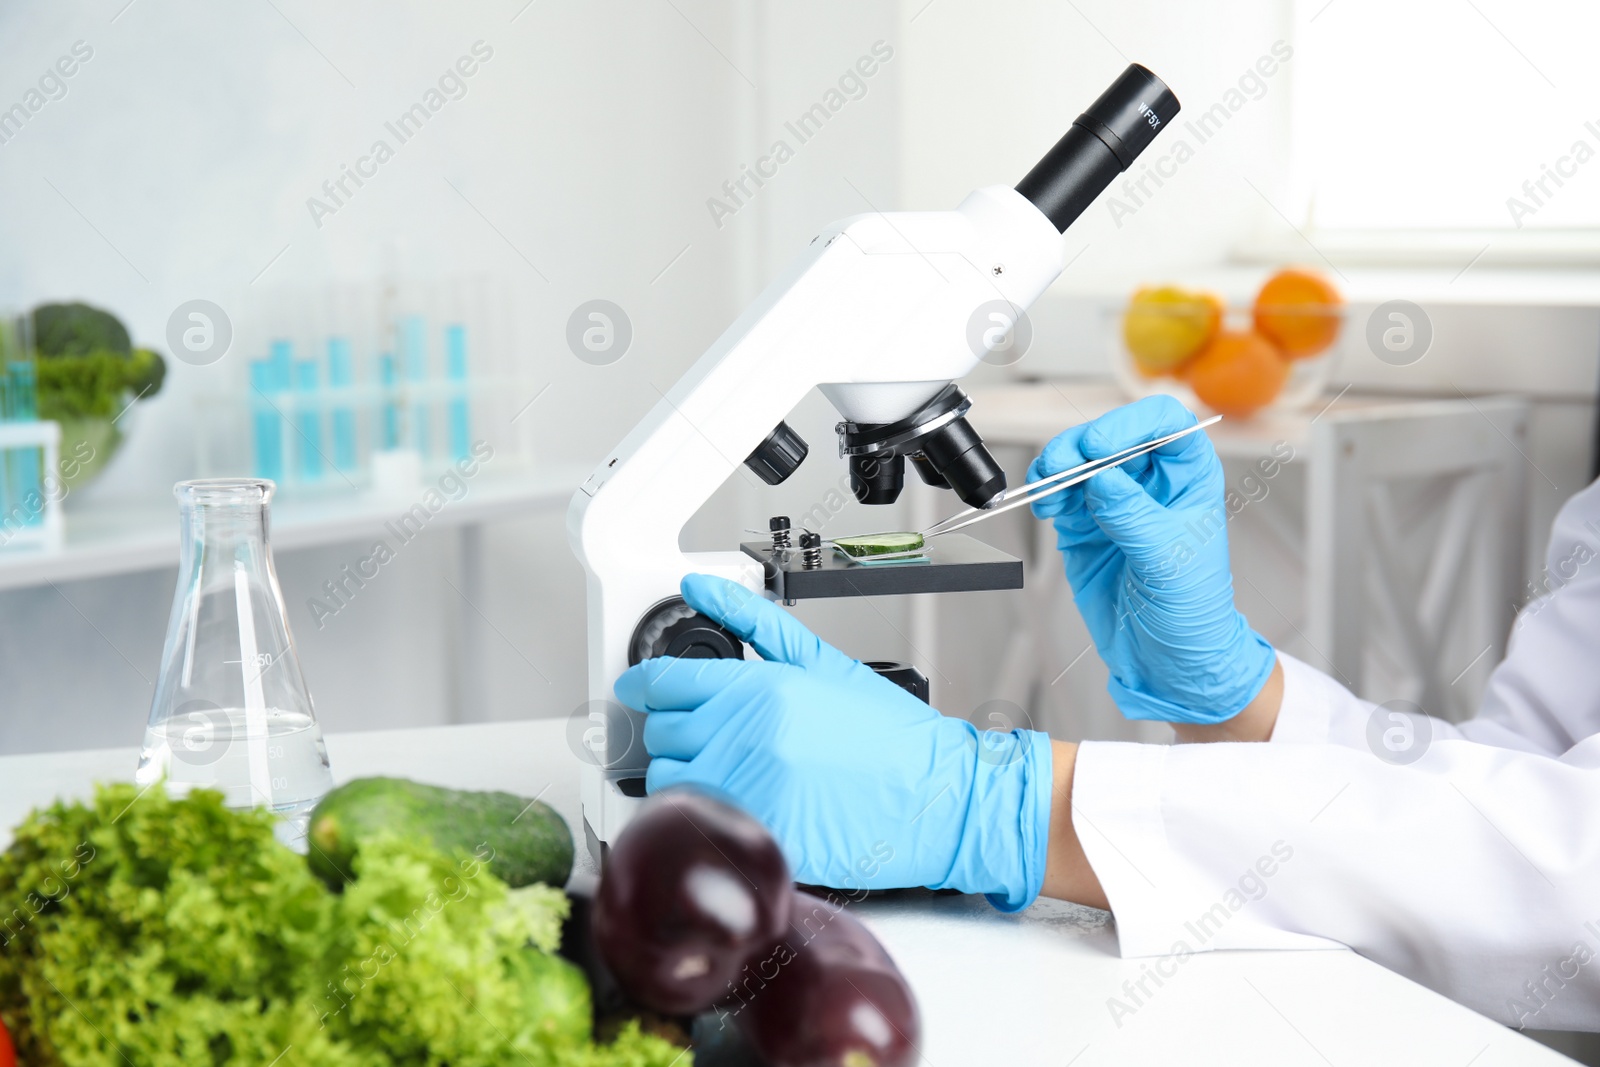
[837,384,1006,511]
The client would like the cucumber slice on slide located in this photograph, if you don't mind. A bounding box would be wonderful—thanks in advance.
[831,531,926,558]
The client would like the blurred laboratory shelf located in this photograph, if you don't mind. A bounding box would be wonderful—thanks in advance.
[0,718,1571,1066]
[0,463,592,593]
[1022,279,1600,403]
[1049,264,1600,308]
[949,380,1531,722]
[969,378,1522,457]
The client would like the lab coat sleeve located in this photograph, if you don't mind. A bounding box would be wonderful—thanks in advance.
[1265,651,1550,754]
[1073,732,1600,1031]
[1268,475,1600,756]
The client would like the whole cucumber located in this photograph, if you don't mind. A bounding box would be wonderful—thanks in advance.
[307,777,573,890]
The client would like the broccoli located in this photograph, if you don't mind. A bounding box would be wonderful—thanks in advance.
[127,345,166,396]
[25,302,166,421]
[31,302,132,358]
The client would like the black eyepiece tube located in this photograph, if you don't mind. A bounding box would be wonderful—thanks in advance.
[1016,64,1180,233]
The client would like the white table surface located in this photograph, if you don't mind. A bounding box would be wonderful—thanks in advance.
[0,720,1569,1067]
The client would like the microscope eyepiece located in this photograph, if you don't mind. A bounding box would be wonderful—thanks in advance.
[1016,63,1180,233]
[1077,63,1180,168]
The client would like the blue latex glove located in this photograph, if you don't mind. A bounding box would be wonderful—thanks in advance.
[614,573,1053,912]
[1027,395,1275,724]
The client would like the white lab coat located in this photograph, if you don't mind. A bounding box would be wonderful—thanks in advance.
[1073,475,1600,1032]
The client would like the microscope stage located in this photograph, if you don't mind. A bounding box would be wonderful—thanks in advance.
[740,533,1022,601]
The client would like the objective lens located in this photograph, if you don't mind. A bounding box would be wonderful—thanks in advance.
[908,453,950,489]
[849,451,906,505]
[918,417,1006,510]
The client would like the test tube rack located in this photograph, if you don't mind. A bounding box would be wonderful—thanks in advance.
[191,278,537,495]
[0,419,63,551]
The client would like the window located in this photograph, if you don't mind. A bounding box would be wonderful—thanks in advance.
[1287,0,1600,255]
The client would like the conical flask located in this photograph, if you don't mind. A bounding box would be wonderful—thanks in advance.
[136,479,332,845]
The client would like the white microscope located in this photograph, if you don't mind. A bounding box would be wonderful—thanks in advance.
[568,64,1180,856]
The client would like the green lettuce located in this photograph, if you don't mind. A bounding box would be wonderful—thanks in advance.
[0,784,687,1067]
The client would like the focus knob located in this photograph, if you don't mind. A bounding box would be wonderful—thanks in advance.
[628,597,746,666]
[744,420,809,486]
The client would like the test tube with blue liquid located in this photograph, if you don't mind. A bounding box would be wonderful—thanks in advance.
[0,364,9,520]
[3,312,43,529]
[294,359,323,481]
[328,338,358,474]
[0,320,16,522]
[444,323,471,461]
[249,340,291,482]
[270,338,292,392]
[399,315,430,458]
[378,353,399,450]
[8,360,42,526]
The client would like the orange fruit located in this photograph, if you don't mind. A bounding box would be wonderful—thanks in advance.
[1187,329,1289,417]
[1122,286,1223,377]
[1252,268,1342,359]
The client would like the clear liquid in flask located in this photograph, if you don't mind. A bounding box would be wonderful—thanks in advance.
[139,479,333,849]
[137,707,332,842]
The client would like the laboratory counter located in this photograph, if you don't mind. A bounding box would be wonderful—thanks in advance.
[0,720,1570,1066]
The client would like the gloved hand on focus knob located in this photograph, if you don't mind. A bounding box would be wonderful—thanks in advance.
[1027,395,1276,725]
[614,573,1053,912]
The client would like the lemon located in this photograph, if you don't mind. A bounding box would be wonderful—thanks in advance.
[1122,286,1222,377]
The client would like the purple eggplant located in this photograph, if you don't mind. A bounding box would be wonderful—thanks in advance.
[594,789,793,1015]
[734,890,920,1067]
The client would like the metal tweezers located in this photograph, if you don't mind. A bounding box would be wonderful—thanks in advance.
[921,414,1224,540]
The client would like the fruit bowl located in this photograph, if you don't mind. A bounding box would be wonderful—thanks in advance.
[1109,270,1345,418]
